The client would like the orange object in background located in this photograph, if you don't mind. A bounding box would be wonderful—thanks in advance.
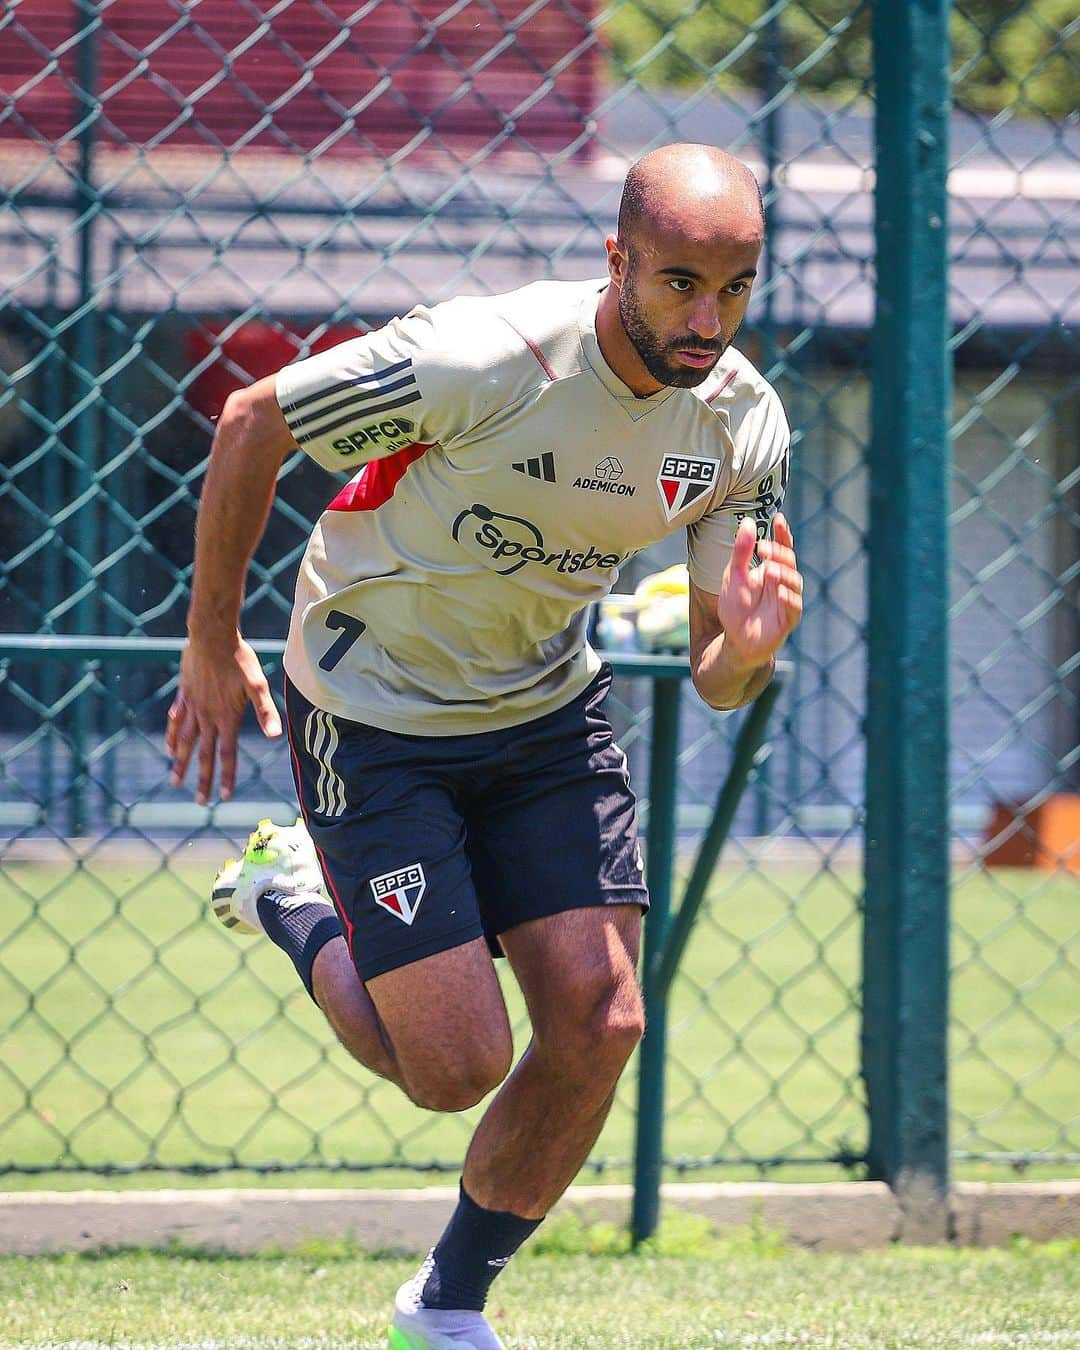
[984,794,1080,874]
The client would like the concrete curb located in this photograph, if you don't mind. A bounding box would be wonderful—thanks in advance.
[1,1182,1077,1256]
[951,1180,1080,1247]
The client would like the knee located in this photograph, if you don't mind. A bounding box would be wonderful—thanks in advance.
[543,973,645,1081]
[594,982,646,1071]
[403,1037,513,1113]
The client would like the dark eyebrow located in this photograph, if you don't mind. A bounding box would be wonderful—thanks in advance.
[656,266,758,283]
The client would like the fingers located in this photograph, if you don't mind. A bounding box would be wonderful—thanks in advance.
[776,581,804,632]
[249,678,283,740]
[170,709,241,805]
[217,726,237,804]
[167,693,229,804]
[772,512,794,550]
[759,514,802,615]
[168,643,277,805]
[196,724,218,807]
[758,515,797,571]
[767,556,803,632]
[731,516,757,576]
[167,697,198,790]
[763,558,803,598]
[165,697,182,761]
[761,513,804,636]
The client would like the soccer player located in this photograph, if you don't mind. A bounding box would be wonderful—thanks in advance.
[166,142,803,1349]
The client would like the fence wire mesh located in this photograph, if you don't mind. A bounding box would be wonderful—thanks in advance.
[947,14,1079,1168]
[0,0,1076,1179]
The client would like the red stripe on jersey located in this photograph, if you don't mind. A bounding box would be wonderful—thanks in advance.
[522,335,557,381]
[706,367,738,403]
[283,680,357,964]
[327,442,433,512]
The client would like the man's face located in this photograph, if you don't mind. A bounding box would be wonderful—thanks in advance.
[615,233,760,389]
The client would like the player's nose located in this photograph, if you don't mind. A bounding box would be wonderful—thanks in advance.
[686,299,722,340]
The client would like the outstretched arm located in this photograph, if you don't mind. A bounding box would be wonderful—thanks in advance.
[688,513,803,710]
[165,376,298,804]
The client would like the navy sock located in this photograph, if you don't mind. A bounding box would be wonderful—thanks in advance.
[255,892,342,1003]
[421,1182,543,1312]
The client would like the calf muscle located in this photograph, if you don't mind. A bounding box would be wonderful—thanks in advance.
[463,907,644,1218]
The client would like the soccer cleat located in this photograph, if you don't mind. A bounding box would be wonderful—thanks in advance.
[210,816,327,936]
[389,1258,506,1349]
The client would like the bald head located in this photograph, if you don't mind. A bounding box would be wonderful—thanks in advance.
[617,144,764,253]
[597,144,764,394]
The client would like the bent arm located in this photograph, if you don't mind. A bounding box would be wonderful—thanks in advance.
[688,514,803,711]
[688,580,775,711]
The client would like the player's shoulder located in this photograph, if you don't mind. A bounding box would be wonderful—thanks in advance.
[492,278,601,378]
[695,346,789,486]
[400,280,598,436]
[418,278,598,381]
[694,345,786,430]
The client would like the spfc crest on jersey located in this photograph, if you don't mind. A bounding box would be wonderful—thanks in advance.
[370,863,427,925]
[656,454,720,522]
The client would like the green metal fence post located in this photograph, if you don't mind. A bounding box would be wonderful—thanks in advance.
[630,677,681,1246]
[70,0,103,836]
[652,672,788,1000]
[752,0,785,839]
[864,0,952,1242]
[630,669,790,1245]
[39,270,64,828]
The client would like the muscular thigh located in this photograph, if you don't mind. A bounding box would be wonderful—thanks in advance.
[285,677,488,982]
[286,678,513,1095]
[366,936,512,1103]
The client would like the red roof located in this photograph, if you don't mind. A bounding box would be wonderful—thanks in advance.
[1,0,599,157]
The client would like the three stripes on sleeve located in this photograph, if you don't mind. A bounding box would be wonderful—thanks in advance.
[282,357,421,446]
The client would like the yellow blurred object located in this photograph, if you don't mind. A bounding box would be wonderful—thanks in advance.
[634,563,689,602]
[635,563,690,653]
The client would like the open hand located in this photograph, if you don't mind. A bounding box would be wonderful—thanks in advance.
[716,513,803,668]
[165,634,282,805]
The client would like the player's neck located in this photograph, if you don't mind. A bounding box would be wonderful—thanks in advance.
[594,285,665,399]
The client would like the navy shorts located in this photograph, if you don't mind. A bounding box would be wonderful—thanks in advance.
[283,666,649,981]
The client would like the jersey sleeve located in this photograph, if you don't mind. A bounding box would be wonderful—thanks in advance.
[275,303,490,473]
[686,383,791,593]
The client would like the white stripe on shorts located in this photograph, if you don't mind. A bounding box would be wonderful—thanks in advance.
[304,708,346,818]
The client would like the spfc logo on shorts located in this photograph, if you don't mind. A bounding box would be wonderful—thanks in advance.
[657,454,720,522]
[370,863,427,925]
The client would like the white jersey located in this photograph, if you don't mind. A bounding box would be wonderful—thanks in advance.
[275,279,789,735]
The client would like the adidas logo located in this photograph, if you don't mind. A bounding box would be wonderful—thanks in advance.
[512,452,556,483]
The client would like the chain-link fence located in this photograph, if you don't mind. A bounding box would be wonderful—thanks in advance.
[1,0,1076,1186]
[946,5,1079,1168]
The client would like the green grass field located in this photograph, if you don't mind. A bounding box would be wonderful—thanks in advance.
[1,859,1075,1183]
[1,1226,1078,1347]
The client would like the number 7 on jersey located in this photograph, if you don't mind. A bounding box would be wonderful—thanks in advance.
[319,609,367,671]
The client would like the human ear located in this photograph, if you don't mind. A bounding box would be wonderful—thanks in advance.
[605,235,629,288]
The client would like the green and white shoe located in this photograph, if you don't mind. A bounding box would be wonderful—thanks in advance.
[211,816,326,936]
[389,1255,506,1349]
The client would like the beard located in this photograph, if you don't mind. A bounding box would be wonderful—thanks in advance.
[618,270,732,389]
